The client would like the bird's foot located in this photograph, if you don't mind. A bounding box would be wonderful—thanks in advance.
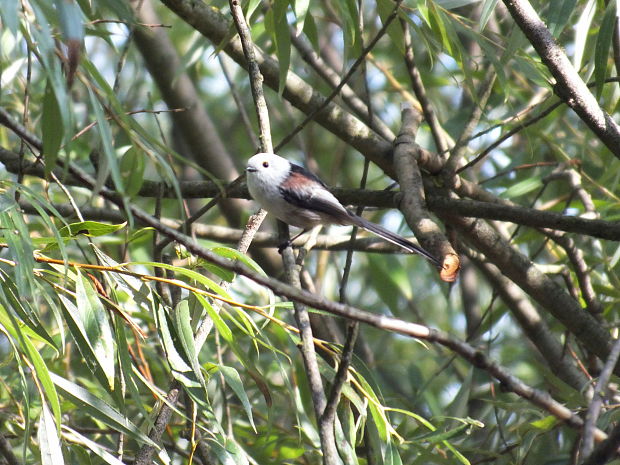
[277,240,292,254]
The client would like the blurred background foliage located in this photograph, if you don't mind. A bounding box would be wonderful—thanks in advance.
[0,0,619,463]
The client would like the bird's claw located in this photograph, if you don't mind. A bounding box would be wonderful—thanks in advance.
[277,240,292,254]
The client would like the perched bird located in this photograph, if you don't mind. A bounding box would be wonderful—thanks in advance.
[245,153,441,266]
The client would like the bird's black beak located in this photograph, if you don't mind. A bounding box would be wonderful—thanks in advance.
[246,167,257,173]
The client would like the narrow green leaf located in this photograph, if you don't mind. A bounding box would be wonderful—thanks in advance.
[546,0,577,37]
[0,278,57,350]
[194,295,232,342]
[59,294,113,391]
[573,0,597,69]
[50,372,157,446]
[244,0,262,19]
[479,0,499,31]
[531,415,558,430]
[209,246,266,276]
[62,426,125,465]
[174,300,205,385]
[39,402,65,465]
[87,86,124,195]
[0,0,18,34]
[219,365,256,431]
[270,1,291,94]
[55,0,84,42]
[134,261,232,299]
[594,1,616,99]
[42,81,64,175]
[21,334,62,428]
[385,442,403,465]
[154,300,192,373]
[292,0,310,33]
[377,0,405,55]
[427,2,454,57]
[303,12,319,53]
[0,291,62,429]
[120,146,146,197]
[59,221,126,238]
[435,0,480,8]
[75,271,115,388]
[500,177,542,199]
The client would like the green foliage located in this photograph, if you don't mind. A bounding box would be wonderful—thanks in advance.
[0,0,619,464]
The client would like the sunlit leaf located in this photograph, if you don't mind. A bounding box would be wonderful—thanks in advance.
[39,402,64,465]
[59,221,126,238]
[219,365,256,431]
[75,271,115,388]
[50,373,157,446]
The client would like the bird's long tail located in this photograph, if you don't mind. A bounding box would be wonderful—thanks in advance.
[348,213,442,267]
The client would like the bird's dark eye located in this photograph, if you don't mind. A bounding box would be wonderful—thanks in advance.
[262,161,269,168]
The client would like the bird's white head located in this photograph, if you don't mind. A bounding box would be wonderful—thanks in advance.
[246,153,291,186]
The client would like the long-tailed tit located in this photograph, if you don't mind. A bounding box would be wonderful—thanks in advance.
[246,153,441,266]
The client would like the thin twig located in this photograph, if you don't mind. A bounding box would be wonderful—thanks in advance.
[400,18,450,154]
[278,222,339,465]
[0,431,20,465]
[229,0,272,153]
[134,385,181,465]
[581,421,620,465]
[218,54,260,148]
[581,337,620,459]
[501,0,620,157]
[289,27,394,141]
[444,69,496,179]
[457,100,562,174]
[274,0,403,152]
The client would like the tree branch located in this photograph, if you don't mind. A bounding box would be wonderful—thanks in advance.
[442,214,613,368]
[581,337,620,459]
[394,103,460,282]
[158,0,395,176]
[468,252,591,393]
[501,0,620,157]
[278,223,339,465]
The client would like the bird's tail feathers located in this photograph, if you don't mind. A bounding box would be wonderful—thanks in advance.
[349,214,442,267]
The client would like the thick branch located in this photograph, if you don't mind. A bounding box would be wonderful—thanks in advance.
[394,104,459,281]
[443,214,613,366]
[501,0,620,157]
[3,145,620,240]
[469,253,591,393]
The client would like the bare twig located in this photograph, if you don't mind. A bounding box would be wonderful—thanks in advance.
[400,18,450,154]
[229,0,272,153]
[278,223,339,465]
[0,431,20,465]
[457,100,563,174]
[444,69,496,180]
[440,213,612,366]
[469,252,591,393]
[321,321,359,437]
[501,0,620,157]
[581,421,620,465]
[274,0,403,152]
[581,337,620,459]
[289,29,394,142]
[218,54,260,148]
[134,385,181,465]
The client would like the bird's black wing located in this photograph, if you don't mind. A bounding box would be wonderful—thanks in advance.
[278,164,352,224]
